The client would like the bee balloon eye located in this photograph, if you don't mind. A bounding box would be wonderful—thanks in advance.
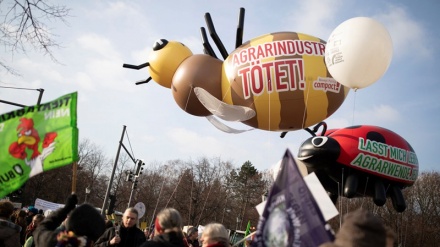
[153,39,169,51]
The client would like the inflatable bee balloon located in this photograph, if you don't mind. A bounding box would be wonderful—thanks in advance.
[123,8,350,133]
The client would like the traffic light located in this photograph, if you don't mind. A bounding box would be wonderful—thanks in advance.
[107,194,116,215]
[132,179,138,189]
[135,159,145,175]
[125,171,134,182]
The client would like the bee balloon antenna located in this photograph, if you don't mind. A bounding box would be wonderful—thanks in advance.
[122,62,151,85]
[201,8,245,59]
[135,77,152,85]
[200,27,218,58]
[235,7,245,48]
[123,62,149,70]
[204,12,229,59]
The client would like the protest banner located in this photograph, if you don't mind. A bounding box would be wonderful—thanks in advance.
[0,92,78,198]
[252,149,334,247]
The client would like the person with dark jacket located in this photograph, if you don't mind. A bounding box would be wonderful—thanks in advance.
[94,207,146,247]
[186,227,199,247]
[0,201,21,247]
[319,208,387,247]
[12,209,27,245]
[140,208,186,247]
[33,194,106,247]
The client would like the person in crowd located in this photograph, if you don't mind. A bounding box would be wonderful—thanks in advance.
[44,209,53,218]
[319,208,387,247]
[26,206,39,225]
[13,209,27,245]
[25,214,45,240]
[105,219,115,229]
[199,223,229,247]
[94,207,146,247]
[144,228,151,240]
[140,208,186,247]
[0,200,22,247]
[33,194,106,247]
[186,226,200,247]
[385,226,396,247]
[24,214,45,247]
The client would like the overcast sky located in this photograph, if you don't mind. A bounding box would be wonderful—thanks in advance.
[1,0,439,173]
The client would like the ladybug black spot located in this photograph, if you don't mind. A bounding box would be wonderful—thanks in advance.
[366,131,386,143]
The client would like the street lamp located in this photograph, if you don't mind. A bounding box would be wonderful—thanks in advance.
[236,216,241,230]
[262,192,268,202]
[85,186,91,203]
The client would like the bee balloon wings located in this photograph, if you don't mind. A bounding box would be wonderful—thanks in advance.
[123,8,349,134]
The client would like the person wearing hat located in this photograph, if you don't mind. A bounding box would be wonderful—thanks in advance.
[140,208,186,247]
[186,226,199,247]
[94,207,146,247]
[26,206,39,225]
[33,194,106,247]
[319,208,387,247]
[0,200,22,247]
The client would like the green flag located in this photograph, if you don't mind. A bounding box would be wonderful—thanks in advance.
[0,92,79,198]
[245,220,251,236]
[243,220,251,247]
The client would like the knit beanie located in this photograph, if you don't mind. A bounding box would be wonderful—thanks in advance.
[334,208,386,247]
[66,204,105,241]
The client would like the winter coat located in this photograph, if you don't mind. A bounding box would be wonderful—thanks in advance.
[140,231,186,247]
[94,225,146,247]
[33,206,70,247]
[0,218,21,247]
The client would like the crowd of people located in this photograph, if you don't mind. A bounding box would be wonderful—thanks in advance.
[1,194,396,247]
[0,195,230,247]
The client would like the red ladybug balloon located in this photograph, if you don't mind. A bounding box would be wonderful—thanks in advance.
[298,124,419,212]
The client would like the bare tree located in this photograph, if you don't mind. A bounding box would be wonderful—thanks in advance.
[76,138,112,205]
[0,0,70,74]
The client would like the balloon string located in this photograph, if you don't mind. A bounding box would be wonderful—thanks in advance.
[165,171,185,208]
[184,85,193,112]
[340,167,344,218]
[188,170,194,225]
[301,83,311,129]
[149,178,166,230]
[196,181,213,226]
[360,176,369,209]
[337,181,342,229]
[351,90,357,126]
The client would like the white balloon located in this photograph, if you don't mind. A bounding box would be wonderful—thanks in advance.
[325,17,393,89]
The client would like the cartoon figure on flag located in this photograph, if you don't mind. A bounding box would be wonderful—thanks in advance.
[9,118,58,177]
[252,149,334,247]
[0,92,79,198]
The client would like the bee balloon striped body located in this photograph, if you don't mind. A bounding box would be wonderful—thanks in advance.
[222,32,349,131]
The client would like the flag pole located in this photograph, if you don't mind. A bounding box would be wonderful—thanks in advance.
[71,162,78,193]
[232,231,256,247]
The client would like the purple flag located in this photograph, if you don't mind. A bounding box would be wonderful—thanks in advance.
[252,149,334,247]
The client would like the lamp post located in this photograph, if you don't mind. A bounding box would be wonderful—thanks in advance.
[236,216,241,230]
[262,192,268,202]
[85,186,91,203]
